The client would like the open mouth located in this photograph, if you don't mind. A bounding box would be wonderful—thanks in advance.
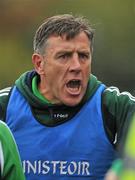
[66,80,81,94]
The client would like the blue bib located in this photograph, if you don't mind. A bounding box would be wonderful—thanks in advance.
[6,85,116,180]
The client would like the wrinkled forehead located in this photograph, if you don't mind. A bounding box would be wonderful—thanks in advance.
[45,32,92,53]
[47,30,91,42]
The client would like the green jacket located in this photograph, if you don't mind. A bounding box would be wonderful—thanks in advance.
[0,120,25,180]
[0,71,135,148]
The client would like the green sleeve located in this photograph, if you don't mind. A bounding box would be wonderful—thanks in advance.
[111,159,123,176]
[0,121,25,180]
[102,86,135,146]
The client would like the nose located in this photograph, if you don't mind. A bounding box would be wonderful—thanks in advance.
[69,53,81,72]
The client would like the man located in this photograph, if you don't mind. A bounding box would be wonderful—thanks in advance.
[0,120,25,180]
[0,14,134,179]
[105,112,135,180]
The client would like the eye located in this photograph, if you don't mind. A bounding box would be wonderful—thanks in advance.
[78,53,89,60]
[59,53,72,59]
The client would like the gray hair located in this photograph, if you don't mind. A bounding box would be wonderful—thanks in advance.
[33,14,94,54]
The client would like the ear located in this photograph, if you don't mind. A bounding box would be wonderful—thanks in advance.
[32,53,45,75]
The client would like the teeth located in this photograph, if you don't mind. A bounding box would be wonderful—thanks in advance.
[67,80,80,88]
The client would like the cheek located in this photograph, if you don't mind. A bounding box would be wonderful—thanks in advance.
[83,64,91,84]
[84,63,91,75]
[47,67,63,84]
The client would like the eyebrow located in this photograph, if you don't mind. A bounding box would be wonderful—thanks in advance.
[56,49,90,54]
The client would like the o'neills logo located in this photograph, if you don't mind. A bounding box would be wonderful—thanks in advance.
[53,113,69,119]
[22,160,90,176]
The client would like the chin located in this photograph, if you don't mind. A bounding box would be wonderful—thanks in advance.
[63,97,82,107]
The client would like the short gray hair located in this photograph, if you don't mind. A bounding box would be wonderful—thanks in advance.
[33,14,94,54]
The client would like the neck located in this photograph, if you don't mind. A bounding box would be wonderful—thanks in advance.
[38,82,61,104]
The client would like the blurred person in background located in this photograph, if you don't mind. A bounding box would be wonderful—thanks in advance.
[0,14,135,179]
[105,111,135,180]
[0,120,25,180]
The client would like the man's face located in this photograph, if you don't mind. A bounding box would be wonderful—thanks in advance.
[35,32,92,106]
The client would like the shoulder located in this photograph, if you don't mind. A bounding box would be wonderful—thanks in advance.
[0,87,12,121]
[102,86,135,115]
[104,86,135,101]
[0,87,12,103]
[0,120,25,179]
[0,120,16,171]
[102,86,135,146]
[102,86,135,108]
[0,119,18,159]
[0,87,12,98]
[0,120,14,141]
